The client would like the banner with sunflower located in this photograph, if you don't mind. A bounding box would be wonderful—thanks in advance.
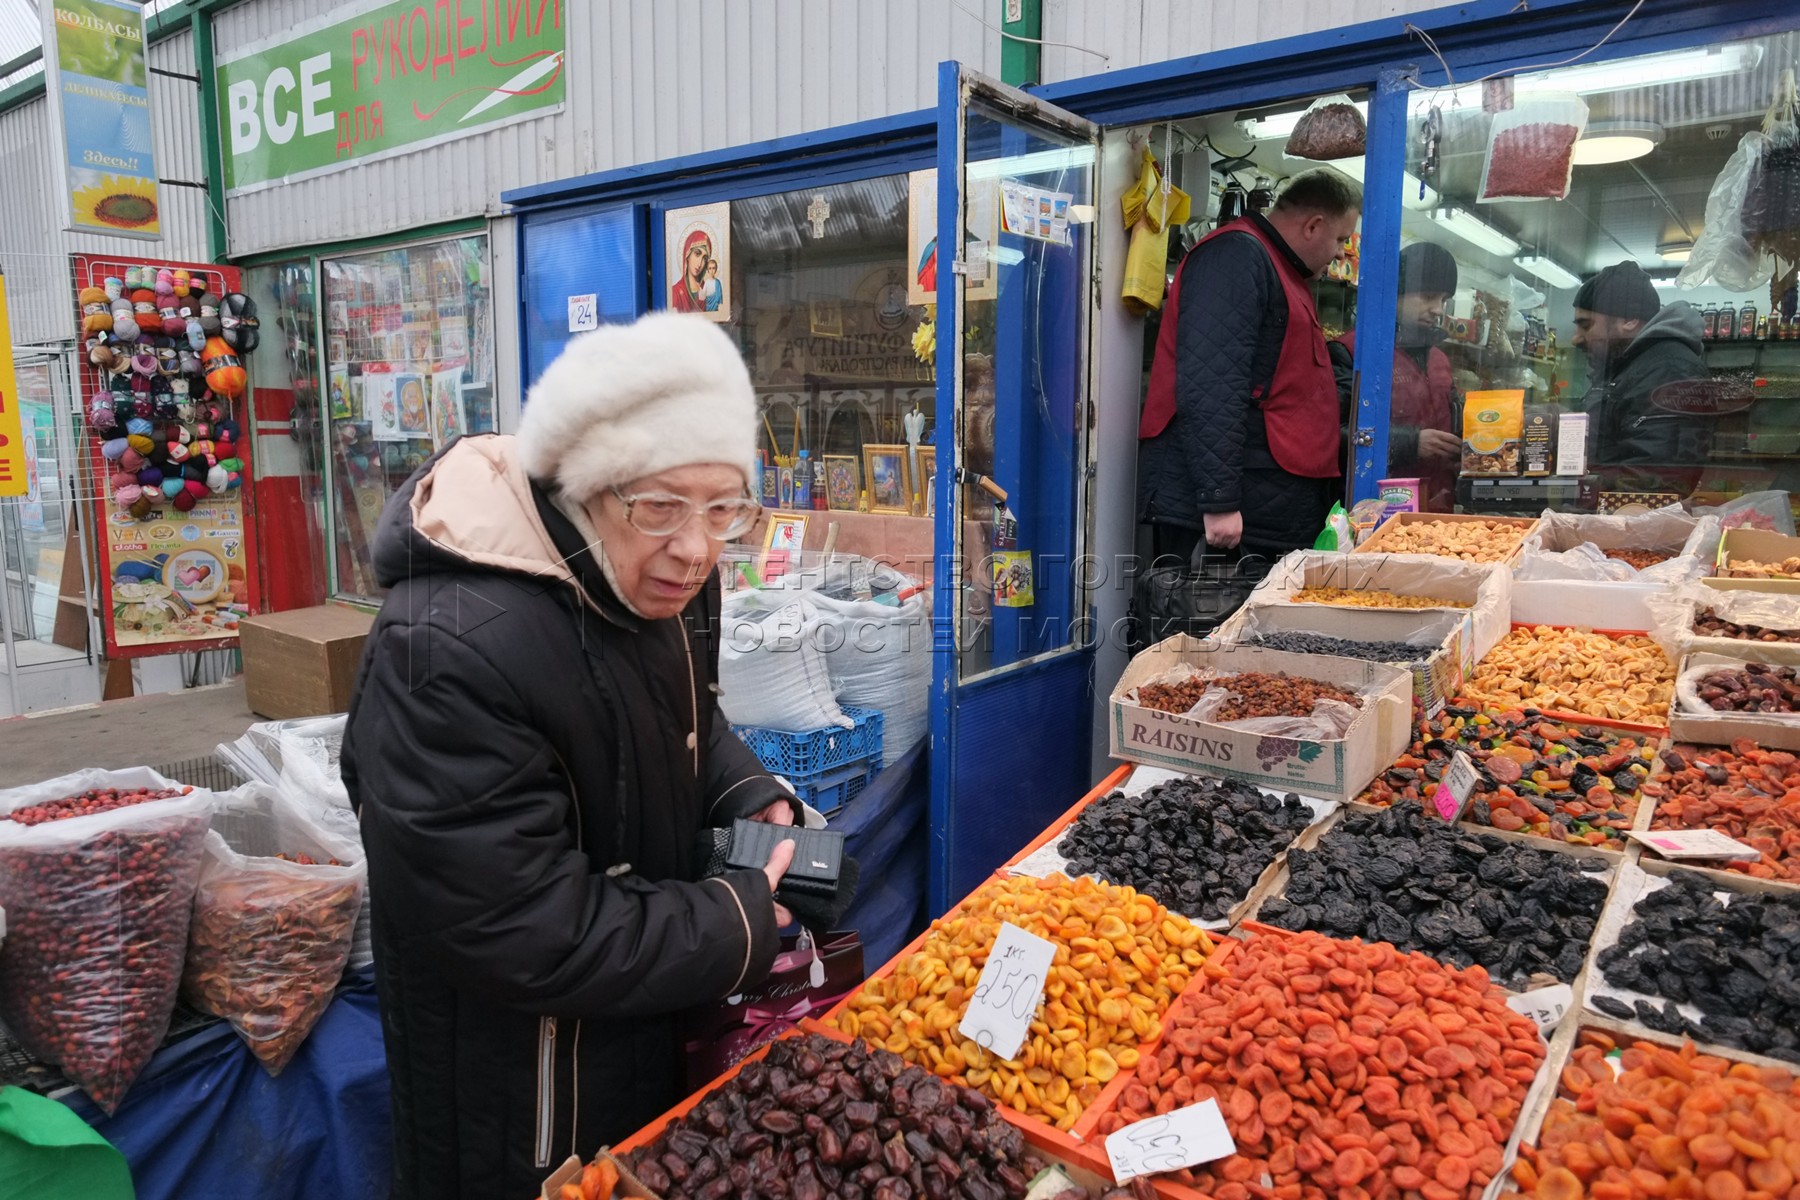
[42,0,161,239]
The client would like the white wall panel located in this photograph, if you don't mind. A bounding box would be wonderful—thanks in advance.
[213,0,1004,258]
[0,29,211,348]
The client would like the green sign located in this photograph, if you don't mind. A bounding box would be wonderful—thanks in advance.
[215,0,566,194]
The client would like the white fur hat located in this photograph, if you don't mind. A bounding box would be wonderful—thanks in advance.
[517,312,756,499]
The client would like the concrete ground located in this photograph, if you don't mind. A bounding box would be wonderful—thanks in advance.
[0,680,259,788]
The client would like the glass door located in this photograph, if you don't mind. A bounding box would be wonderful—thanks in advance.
[929,64,1101,909]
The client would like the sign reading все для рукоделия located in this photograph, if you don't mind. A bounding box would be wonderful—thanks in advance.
[214,0,566,194]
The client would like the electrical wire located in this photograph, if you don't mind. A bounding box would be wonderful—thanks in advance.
[949,0,1112,63]
[1404,0,1648,89]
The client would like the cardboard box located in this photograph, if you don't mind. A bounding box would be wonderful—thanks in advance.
[1249,550,1513,662]
[1511,580,1664,633]
[1668,651,1800,752]
[1109,638,1413,804]
[1353,511,1540,566]
[238,604,374,719]
[1556,412,1589,476]
[1522,406,1556,476]
[1705,527,1800,594]
[1682,597,1800,668]
[1213,602,1470,719]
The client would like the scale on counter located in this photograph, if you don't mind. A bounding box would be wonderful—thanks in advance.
[1459,475,1599,516]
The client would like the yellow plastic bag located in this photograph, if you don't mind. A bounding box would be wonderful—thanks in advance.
[1120,148,1191,315]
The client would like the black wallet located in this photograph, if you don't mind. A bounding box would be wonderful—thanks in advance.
[696,820,859,929]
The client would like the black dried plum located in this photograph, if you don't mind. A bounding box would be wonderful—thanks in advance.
[1590,994,1635,1020]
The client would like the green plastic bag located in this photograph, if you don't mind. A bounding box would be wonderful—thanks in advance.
[0,1086,134,1199]
[1313,502,1354,552]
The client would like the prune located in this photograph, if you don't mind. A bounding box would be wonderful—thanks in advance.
[1054,776,1313,920]
[1260,800,1606,987]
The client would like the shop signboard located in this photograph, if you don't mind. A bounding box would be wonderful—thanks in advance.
[0,270,26,497]
[72,255,263,659]
[215,0,567,195]
[40,0,162,238]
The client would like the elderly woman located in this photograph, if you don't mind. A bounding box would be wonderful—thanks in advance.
[343,313,798,1200]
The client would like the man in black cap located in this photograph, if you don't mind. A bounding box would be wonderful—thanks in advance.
[1571,261,1710,466]
[1331,242,1462,510]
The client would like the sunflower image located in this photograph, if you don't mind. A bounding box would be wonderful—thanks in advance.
[72,175,159,232]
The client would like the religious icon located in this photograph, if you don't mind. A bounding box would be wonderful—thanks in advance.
[666,202,731,322]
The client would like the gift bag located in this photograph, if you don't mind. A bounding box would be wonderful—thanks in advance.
[1478,93,1588,202]
[1120,148,1191,315]
[0,768,213,1113]
[181,784,366,1075]
[682,930,863,1090]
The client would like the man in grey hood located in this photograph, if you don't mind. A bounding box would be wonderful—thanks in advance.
[1571,261,1711,466]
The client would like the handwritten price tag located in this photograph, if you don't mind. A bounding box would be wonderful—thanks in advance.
[1626,829,1761,861]
[1507,982,1574,1032]
[567,293,598,333]
[958,922,1055,1061]
[1435,751,1479,821]
[1106,1099,1238,1183]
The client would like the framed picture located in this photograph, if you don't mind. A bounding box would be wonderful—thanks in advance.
[762,511,808,581]
[863,444,912,515]
[917,446,937,517]
[809,297,844,338]
[823,455,861,512]
[907,169,999,306]
[665,202,731,322]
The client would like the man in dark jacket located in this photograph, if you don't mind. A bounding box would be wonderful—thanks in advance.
[1138,168,1362,566]
[1330,242,1462,512]
[1572,261,1712,467]
[342,313,802,1199]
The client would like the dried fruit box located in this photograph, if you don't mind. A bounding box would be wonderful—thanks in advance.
[1354,511,1540,566]
[1461,624,1677,736]
[1679,595,1800,669]
[1249,549,1513,661]
[1667,652,1800,752]
[1109,638,1414,804]
[1705,527,1800,595]
[1000,766,1132,871]
[1630,740,1800,890]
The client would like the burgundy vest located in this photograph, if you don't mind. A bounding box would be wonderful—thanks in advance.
[1140,217,1340,479]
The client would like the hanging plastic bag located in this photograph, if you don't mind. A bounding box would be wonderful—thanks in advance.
[1286,94,1367,161]
[1744,68,1800,262]
[0,769,212,1113]
[1478,93,1588,202]
[180,784,366,1075]
[1679,133,1777,292]
[1120,147,1191,315]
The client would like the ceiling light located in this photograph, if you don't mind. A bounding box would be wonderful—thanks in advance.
[1328,156,1439,210]
[1572,121,1665,165]
[1428,207,1520,257]
[1238,102,1368,141]
[1514,254,1582,290]
[1514,43,1762,95]
[1657,239,1694,263]
[1652,277,1677,289]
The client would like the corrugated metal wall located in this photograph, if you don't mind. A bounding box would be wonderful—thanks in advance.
[1037,0,1450,83]
[0,29,212,347]
[214,0,1006,257]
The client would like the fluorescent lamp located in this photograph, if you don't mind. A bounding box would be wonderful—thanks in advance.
[1239,102,1368,141]
[1652,278,1677,289]
[1514,254,1581,290]
[1329,155,1439,210]
[1428,207,1520,256]
[1657,239,1694,263]
[1513,42,1761,96]
[1572,121,1664,165]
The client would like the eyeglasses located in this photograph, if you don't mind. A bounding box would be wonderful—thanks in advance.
[610,487,762,541]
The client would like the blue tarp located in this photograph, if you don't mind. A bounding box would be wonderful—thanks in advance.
[832,739,929,968]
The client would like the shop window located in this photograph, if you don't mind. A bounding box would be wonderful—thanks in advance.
[1383,31,1800,518]
[320,235,497,600]
[663,176,937,519]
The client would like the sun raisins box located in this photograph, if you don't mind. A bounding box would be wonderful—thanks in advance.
[1110,639,1414,804]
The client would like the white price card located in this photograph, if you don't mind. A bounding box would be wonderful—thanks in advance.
[1435,751,1480,821]
[1105,1099,1238,1183]
[958,922,1055,1061]
[1627,829,1761,862]
[1507,982,1574,1032]
[567,293,598,333]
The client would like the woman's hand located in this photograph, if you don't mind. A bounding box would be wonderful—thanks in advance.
[749,797,796,826]
[763,837,796,927]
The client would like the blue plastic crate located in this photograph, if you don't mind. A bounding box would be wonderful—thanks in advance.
[732,706,885,779]
[787,757,875,817]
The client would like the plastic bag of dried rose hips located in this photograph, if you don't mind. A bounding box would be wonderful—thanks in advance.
[0,767,213,1113]
[179,784,366,1075]
[1478,93,1589,202]
[1285,93,1367,161]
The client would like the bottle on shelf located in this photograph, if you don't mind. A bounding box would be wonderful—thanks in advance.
[1739,303,1758,342]
[1719,302,1738,341]
[1702,305,1720,340]
[793,449,812,510]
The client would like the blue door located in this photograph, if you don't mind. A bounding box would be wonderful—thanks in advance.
[929,64,1102,910]
[518,203,648,389]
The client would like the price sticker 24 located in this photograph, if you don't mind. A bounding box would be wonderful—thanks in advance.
[1105,1098,1238,1182]
[957,922,1056,1062]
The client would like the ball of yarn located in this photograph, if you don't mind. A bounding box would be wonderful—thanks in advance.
[120,448,147,473]
[101,437,129,461]
[160,478,184,499]
[173,490,196,513]
[128,494,154,520]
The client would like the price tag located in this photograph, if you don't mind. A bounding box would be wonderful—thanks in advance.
[1435,751,1479,821]
[1507,982,1574,1032]
[1626,829,1761,862]
[567,293,598,333]
[1105,1099,1238,1183]
[958,922,1055,1061]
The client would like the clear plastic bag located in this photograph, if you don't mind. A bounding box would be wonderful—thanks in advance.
[1693,490,1797,538]
[181,785,366,1075]
[1479,93,1588,202]
[1285,94,1367,161]
[1678,133,1778,292]
[0,769,212,1112]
